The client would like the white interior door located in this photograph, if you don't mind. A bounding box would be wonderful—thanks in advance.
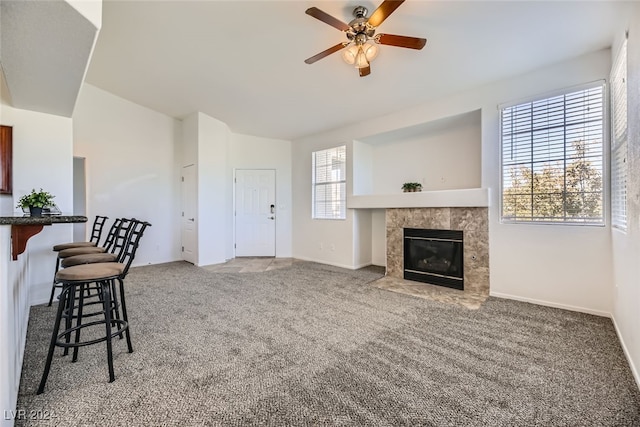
[235,169,276,257]
[181,165,197,264]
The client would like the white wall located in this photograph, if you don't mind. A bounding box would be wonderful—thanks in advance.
[292,139,356,269]
[292,49,613,315]
[73,83,182,267]
[196,112,232,265]
[353,209,372,268]
[230,133,292,257]
[183,117,294,265]
[484,52,612,316]
[369,111,481,193]
[182,113,198,166]
[611,2,640,388]
[0,103,74,304]
[352,140,373,195]
[371,209,386,266]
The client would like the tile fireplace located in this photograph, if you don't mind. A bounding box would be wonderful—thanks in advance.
[386,207,489,297]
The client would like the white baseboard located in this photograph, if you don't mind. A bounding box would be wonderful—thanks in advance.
[611,314,640,391]
[353,262,374,270]
[489,291,610,317]
[294,256,362,271]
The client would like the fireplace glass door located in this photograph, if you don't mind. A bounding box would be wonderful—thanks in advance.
[403,228,463,290]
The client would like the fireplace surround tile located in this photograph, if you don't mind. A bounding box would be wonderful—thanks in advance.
[382,207,489,307]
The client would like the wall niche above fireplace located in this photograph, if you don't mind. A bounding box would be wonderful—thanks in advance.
[351,109,481,198]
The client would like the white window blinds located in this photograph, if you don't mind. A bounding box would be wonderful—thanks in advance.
[611,39,628,230]
[501,83,605,224]
[312,145,346,219]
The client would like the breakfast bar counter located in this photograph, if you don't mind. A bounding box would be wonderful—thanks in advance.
[0,215,87,260]
[0,214,88,225]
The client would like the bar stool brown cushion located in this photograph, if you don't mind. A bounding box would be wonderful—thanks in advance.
[61,253,118,268]
[58,246,106,258]
[55,263,125,282]
[53,242,98,251]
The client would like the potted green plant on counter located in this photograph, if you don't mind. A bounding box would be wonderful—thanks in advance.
[401,182,423,193]
[17,188,55,217]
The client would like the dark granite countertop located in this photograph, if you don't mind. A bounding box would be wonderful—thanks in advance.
[0,214,88,225]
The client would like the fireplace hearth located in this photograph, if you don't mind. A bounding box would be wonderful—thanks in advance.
[403,228,464,290]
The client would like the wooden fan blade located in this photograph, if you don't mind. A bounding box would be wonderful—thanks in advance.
[304,43,347,64]
[376,33,427,50]
[368,0,405,28]
[359,65,371,77]
[305,7,350,32]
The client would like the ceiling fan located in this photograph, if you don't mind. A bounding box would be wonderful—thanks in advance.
[304,0,427,77]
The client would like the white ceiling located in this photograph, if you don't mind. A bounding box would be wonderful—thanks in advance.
[1,0,98,116]
[85,0,632,141]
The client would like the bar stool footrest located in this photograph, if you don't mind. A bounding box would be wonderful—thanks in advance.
[55,319,128,348]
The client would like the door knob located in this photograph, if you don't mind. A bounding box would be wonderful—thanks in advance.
[188,218,195,222]
[268,216,275,220]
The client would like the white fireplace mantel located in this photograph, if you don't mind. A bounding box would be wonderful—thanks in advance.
[347,188,489,209]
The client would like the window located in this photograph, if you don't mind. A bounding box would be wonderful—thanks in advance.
[611,39,628,230]
[312,145,346,219]
[501,83,604,224]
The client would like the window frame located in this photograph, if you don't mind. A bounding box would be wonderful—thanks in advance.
[611,38,628,231]
[499,80,606,226]
[312,145,347,220]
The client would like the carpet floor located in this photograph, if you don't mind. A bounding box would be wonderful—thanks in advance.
[15,261,640,426]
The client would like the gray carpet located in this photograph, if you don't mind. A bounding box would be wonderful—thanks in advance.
[16,261,640,426]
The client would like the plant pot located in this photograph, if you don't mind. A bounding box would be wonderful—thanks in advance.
[29,206,43,217]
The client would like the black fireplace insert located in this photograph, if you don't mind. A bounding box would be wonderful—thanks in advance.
[403,228,463,290]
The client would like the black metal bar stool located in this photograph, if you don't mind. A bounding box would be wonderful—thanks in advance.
[60,218,133,268]
[37,220,151,394]
[52,215,108,251]
[48,218,124,306]
[54,218,134,357]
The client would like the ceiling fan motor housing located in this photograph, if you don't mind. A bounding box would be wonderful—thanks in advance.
[347,6,376,42]
[353,6,368,18]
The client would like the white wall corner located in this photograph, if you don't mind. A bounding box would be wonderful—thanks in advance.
[611,314,640,391]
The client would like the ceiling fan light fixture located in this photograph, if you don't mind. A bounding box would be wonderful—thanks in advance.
[341,44,359,65]
[354,46,370,69]
[343,41,377,69]
[362,41,378,61]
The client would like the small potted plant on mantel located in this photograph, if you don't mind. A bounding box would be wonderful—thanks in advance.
[17,188,55,217]
[401,182,423,193]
